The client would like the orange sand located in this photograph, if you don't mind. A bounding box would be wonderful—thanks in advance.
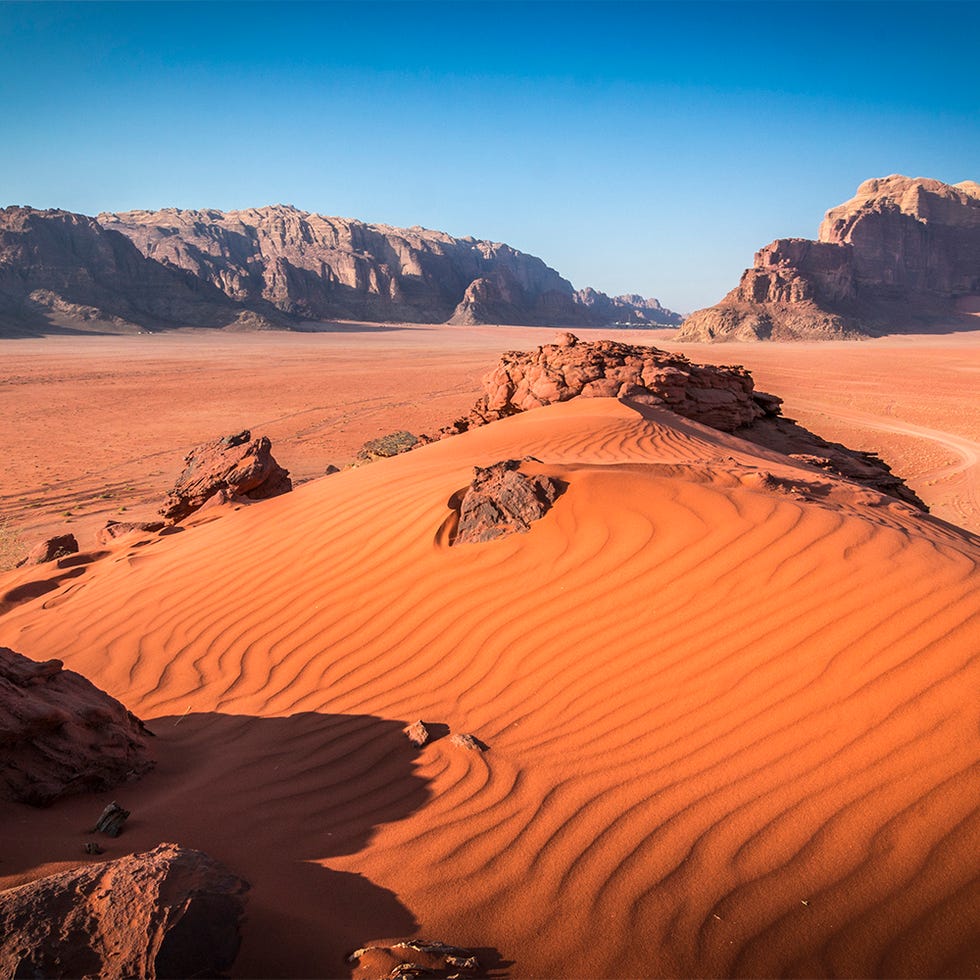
[1,366,978,976]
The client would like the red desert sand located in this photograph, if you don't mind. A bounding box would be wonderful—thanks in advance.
[0,324,979,977]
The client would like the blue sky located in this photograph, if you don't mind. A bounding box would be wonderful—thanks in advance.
[2,1,977,312]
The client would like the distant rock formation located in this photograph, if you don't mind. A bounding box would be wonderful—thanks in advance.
[453,459,565,544]
[680,175,980,340]
[0,647,153,806]
[160,429,292,522]
[0,843,249,978]
[422,333,926,510]
[103,204,680,328]
[0,206,278,335]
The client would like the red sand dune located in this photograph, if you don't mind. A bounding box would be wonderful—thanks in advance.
[1,393,978,977]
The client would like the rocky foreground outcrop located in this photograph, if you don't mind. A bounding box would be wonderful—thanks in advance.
[160,429,292,522]
[350,940,481,979]
[0,843,249,978]
[680,175,980,340]
[418,334,925,509]
[0,647,153,806]
[0,206,277,335]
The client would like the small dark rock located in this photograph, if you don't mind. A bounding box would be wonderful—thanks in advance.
[93,800,129,837]
[83,842,105,855]
[356,431,420,463]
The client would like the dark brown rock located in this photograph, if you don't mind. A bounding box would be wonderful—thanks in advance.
[454,460,564,545]
[93,800,130,837]
[0,842,249,979]
[680,175,980,340]
[356,430,420,463]
[161,429,292,522]
[350,939,481,979]
[0,647,153,807]
[17,532,78,566]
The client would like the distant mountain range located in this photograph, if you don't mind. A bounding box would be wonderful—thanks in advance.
[0,204,681,335]
[680,175,980,341]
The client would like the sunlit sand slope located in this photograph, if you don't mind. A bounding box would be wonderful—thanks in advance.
[1,397,978,978]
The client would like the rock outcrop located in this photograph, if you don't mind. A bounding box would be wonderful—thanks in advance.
[0,843,249,978]
[431,331,778,436]
[0,647,153,806]
[17,532,78,567]
[453,459,565,544]
[680,175,980,340]
[418,334,925,510]
[160,429,292,522]
[102,205,679,328]
[0,206,277,336]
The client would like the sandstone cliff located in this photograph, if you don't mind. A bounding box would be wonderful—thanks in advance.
[101,204,680,327]
[0,207,278,336]
[680,175,980,341]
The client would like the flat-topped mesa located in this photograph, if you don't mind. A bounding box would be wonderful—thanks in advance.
[680,175,980,341]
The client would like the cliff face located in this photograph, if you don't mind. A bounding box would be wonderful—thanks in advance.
[680,175,980,341]
[0,207,275,335]
[103,205,680,328]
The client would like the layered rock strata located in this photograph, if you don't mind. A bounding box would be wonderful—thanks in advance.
[680,175,980,340]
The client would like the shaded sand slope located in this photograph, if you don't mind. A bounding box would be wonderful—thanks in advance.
[1,398,978,977]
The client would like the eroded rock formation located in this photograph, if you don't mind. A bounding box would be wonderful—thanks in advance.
[0,647,153,806]
[453,459,565,544]
[17,533,78,567]
[680,175,980,340]
[0,843,249,978]
[160,429,292,522]
[349,940,481,979]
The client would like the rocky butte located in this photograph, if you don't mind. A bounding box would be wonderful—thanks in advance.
[680,175,980,341]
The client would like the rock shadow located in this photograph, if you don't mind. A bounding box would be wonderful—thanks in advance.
[0,710,446,978]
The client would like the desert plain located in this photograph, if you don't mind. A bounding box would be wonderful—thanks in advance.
[0,323,979,977]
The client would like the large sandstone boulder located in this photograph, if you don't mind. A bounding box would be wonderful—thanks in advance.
[16,532,78,567]
[680,175,980,340]
[160,429,292,522]
[0,843,249,979]
[0,647,153,806]
[454,459,565,545]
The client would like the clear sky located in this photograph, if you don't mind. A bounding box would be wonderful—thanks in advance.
[2,0,978,313]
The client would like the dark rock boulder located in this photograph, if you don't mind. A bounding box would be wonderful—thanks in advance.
[356,430,420,463]
[454,459,565,545]
[160,429,292,522]
[0,647,153,806]
[0,843,249,979]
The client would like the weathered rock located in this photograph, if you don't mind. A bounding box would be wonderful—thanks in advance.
[93,800,130,837]
[96,520,166,545]
[404,720,431,747]
[448,733,487,752]
[350,939,481,979]
[161,429,292,522]
[0,647,153,807]
[16,532,78,566]
[454,460,564,545]
[680,175,980,340]
[0,842,249,979]
[356,430,420,463]
[430,334,779,437]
